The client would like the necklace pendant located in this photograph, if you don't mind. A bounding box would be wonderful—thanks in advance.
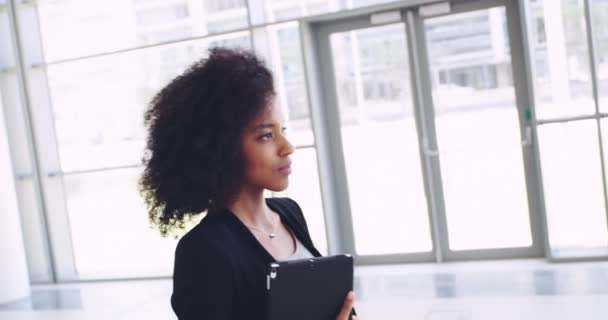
[269,233,276,239]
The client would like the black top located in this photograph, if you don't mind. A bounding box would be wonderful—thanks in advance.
[171,197,324,319]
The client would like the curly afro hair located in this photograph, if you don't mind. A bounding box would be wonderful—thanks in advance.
[139,47,275,237]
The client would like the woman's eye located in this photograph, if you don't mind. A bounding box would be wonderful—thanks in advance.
[259,133,273,140]
[281,127,287,133]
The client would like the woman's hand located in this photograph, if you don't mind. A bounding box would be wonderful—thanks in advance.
[336,291,358,320]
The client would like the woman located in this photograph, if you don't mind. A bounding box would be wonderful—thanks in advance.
[139,48,357,319]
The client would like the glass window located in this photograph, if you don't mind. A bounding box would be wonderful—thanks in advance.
[206,30,251,49]
[64,167,201,278]
[273,147,328,255]
[46,32,251,173]
[426,13,494,56]
[203,0,249,34]
[0,8,13,68]
[350,0,398,8]
[36,0,250,61]
[330,24,433,255]
[252,22,313,146]
[526,0,595,119]
[591,0,608,112]
[538,120,608,258]
[249,0,404,24]
[135,3,190,27]
[249,0,343,25]
[205,0,247,12]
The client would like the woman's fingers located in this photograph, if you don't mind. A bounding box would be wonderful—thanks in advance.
[336,291,355,320]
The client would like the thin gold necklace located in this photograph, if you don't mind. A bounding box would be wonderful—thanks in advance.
[243,210,278,239]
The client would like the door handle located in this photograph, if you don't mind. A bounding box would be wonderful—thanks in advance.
[521,126,532,147]
[423,138,440,157]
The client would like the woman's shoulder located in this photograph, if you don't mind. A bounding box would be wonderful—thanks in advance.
[174,213,232,260]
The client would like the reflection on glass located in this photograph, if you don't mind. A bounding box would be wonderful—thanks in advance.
[206,31,251,49]
[330,23,433,255]
[64,168,199,277]
[251,0,340,24]
[274,147,328,254]
[526,0,594,119]
[252,22,313,146]
[591,0,608,112]
[204,0,249,33]
[539,121,608,258]
[350,0,399,9]
[425,7,533,250]
[250,0,401,24]
[47,32,250,173]
[37,0,250,61]
[0,11,12,61]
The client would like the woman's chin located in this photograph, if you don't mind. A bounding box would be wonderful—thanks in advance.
[267,181,289,193]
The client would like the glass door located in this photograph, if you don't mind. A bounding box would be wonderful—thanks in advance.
[314,16,436,262]
[415,0,544,260]
[307,0,544,263]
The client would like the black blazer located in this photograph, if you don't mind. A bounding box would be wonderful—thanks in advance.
[171,197,326,319]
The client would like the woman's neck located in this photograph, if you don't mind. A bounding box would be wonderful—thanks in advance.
[228,187,273,228]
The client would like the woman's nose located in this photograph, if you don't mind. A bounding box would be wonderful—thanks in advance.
[280,135,295,157]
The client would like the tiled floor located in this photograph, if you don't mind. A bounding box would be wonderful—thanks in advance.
[1,259,607,319]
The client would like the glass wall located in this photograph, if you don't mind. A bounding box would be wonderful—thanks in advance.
[4,0,608,281]
[527,0,608,258]
[13,0,328,280]
[47,33,253,277]
[36,0,250,62]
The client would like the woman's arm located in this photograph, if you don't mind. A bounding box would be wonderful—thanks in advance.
[171,237,234,320]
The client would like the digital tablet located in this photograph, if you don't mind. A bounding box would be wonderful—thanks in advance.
[266,254,354,320]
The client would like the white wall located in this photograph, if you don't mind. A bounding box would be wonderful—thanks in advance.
[0,94,30,303]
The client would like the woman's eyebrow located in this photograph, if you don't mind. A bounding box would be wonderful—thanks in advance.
[254,123,276,130]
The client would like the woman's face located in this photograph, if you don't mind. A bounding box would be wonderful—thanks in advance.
[240,98,295,192]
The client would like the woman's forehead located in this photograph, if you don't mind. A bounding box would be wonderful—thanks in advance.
[253,101,285,124]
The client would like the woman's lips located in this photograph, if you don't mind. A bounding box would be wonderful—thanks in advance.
[278,163,292,175]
